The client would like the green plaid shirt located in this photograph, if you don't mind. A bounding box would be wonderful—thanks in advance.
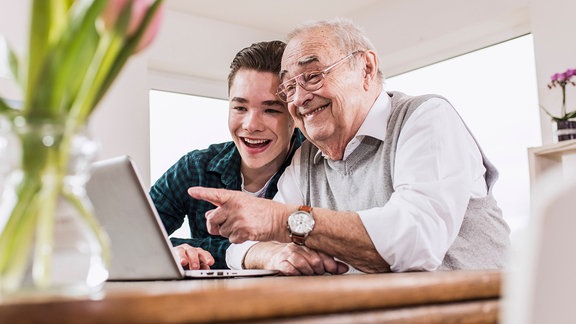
[149,132,304,269]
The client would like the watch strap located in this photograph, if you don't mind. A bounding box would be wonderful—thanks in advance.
[290,233,307,246]
[298,205,313,213]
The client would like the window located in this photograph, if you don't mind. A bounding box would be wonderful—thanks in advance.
[149,90,230,183]
[386,34,541,233]
[149,90,229,239]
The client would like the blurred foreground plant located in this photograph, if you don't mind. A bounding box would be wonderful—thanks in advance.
[0,0,163,296]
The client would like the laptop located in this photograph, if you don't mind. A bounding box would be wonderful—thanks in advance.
[86,155,278,280]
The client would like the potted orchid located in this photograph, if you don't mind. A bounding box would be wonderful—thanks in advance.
[0,0,163,299]
[540,68,576,141]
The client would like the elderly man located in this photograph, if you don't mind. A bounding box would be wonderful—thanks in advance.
[189,18,510,274]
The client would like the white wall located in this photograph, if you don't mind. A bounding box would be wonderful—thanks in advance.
[531,0,576,144]
[89,54,152,185]
[0,1,27,101]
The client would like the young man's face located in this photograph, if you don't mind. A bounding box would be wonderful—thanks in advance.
[228,69,294,172]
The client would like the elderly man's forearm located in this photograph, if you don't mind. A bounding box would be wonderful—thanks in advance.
[300,209,392,273]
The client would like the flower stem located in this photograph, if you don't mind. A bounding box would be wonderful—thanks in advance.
[562,84,567,117]
[0,174,42,293]
[62,189,111,268]
[32,149,64,288]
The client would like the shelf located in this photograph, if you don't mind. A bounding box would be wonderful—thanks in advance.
[527,139,576,192]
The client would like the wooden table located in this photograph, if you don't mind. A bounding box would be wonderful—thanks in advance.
[0,270,501,323]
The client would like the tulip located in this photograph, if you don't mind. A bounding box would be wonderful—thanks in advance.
[102,0,164,52]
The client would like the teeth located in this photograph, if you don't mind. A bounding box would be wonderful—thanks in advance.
[244,138,268,144]
[302,104,328,117]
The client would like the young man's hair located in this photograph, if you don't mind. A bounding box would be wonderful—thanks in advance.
[228,40,286,93]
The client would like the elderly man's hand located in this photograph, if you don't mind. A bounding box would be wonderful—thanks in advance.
[188,187,292,243]
[245,241,349,276]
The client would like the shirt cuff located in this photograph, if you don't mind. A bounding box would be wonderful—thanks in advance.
[225,241,259,269]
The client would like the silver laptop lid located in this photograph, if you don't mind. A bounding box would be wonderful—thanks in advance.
[86,155,185,280]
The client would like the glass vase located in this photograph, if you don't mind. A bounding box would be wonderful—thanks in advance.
[0,117,110,301]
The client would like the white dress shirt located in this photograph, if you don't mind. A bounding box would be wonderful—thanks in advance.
[227,90,487,272]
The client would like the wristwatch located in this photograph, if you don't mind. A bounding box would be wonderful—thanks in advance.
[287,206,315,246]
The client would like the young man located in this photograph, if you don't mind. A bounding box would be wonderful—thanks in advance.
[151,41,345,274]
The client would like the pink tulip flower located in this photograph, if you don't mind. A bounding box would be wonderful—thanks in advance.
[102,0,164,52]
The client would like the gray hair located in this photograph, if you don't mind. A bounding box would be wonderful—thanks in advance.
[286,18,384,82]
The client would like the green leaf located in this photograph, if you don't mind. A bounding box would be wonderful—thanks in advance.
[564,110,576,120]
[25,0,58,114]
[539,104,558,120]
[0,35,21,85]
[67,1,133,125]
[0,174,42,287]
[92,0,164,110]
[0,97,12,114]
[87,0,137,110]
[23,1,108,122]
[69,0,164,123]
[23,0,80,119]
[43,1,106,118]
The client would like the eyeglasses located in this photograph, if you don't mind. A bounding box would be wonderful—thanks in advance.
[277,50,361,103]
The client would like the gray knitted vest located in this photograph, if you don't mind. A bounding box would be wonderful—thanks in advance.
[299,91,510,270]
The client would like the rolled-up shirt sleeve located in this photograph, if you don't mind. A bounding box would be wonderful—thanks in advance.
[226,240,258,269]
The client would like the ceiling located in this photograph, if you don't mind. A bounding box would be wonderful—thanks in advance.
[156,0,531,82]
[165,0,384,34]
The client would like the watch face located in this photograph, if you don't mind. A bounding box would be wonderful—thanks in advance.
[288,211,314,235]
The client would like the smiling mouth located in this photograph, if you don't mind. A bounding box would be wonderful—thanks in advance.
[242,137,271,148]
[300,103,329,118]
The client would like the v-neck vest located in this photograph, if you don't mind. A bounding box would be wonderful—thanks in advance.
[299,91,510,270]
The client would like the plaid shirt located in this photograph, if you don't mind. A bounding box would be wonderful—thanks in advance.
[150,132,304,269]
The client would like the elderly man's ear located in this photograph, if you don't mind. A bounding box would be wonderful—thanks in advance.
[362,50,379,88]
